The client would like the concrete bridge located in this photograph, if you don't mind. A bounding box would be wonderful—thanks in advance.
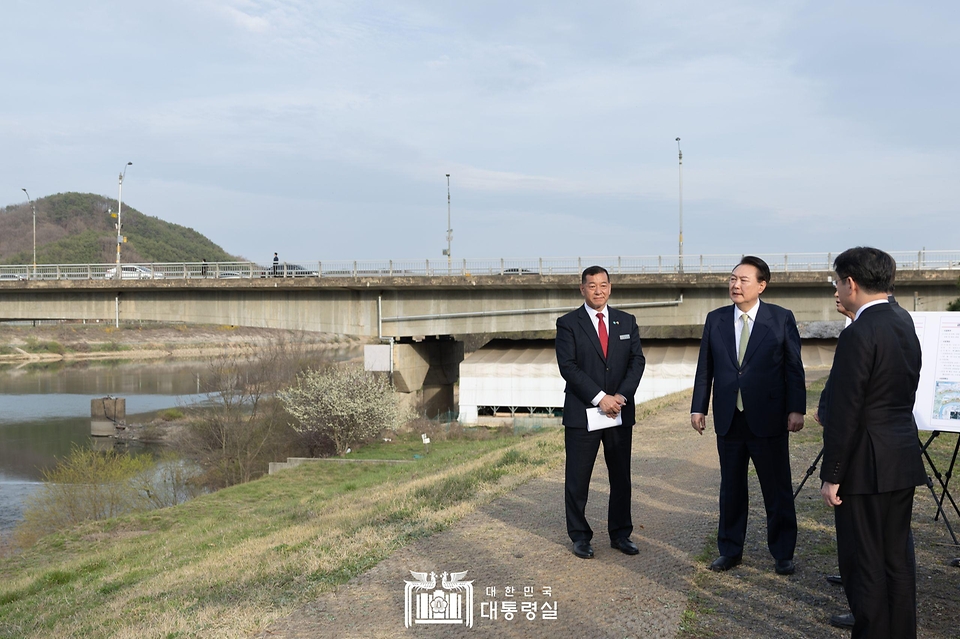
[2,253,958,416]
[1,256,957,337]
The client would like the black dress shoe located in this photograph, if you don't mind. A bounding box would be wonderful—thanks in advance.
[709,555,742,572]
[825,574,843,585]
[775,559,795,575]
[610,537,639,555]
[829,613,855,628]
[572,540,594,559]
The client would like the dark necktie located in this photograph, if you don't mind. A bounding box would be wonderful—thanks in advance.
[597,312,608,358]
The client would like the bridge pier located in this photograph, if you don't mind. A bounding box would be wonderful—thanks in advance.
[366,338,464,419]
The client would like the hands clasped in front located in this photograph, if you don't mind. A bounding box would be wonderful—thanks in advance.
[599,393,627,418]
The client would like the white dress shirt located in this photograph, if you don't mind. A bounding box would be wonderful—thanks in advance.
[734,300,761,355]
[584,303,610,406]
[854,298,889,321]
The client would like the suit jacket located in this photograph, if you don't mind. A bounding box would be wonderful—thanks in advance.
[691,300,806,437]
[820,302,926,494]
[817,295,910,425]
[556,305,645,428]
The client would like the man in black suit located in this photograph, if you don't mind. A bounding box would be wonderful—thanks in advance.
[556,266,645,559]
[820,247,925,639]
[818,286,915,630]
[691,256,806,575]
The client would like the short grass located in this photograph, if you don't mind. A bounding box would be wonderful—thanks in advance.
[21,338,65,355]
[0,429,565,639]
[89,342,130,353]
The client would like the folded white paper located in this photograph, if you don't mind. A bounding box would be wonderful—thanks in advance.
[586,407,622,431]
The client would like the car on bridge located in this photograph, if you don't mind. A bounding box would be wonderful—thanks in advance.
[0,273,28,281]
[104,265,165,280]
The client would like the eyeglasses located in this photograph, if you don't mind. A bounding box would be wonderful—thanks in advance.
[830,280,837,289]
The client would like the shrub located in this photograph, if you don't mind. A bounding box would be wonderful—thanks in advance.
[279,364,400,457]
[23,338,65,355]
[14,447,202,548]
[15,447,153,546]
[129,453,203,509]
[158,408,184,421]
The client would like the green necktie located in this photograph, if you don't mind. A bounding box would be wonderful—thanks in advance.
[736,313,750,411]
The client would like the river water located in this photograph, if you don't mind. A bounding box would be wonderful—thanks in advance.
[0,347,361,533]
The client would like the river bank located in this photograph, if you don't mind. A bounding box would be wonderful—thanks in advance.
[0,323,366,363]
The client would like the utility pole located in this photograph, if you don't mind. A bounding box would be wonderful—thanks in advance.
[676,138,683,274]
[115,162,132,279]
[443,173,452,272]
[21,188,36,279]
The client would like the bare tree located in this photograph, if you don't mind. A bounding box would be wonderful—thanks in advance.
[181,338,310,487]
[279,364,400,457]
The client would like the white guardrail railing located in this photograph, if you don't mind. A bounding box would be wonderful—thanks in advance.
[0,251,959,281]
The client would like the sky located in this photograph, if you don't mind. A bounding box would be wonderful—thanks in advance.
[2,1,958,263]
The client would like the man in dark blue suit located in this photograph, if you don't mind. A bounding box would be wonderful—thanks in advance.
[691,256,806,575]
[556,266,645,559]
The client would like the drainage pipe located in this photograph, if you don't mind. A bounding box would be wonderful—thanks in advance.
[382,295,683,323]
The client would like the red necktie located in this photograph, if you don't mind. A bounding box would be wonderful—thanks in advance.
[597,312,608,358]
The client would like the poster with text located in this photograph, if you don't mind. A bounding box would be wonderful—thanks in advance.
[913,312,960,433]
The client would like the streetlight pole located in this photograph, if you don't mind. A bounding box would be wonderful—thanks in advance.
[676,138,683,273]
[443,173,452,272]
[21,188,36,279]
[115,162,132,279]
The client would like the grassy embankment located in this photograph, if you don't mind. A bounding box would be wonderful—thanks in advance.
[0,428,565,638]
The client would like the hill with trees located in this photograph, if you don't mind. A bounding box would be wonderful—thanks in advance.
[0,192,237,265]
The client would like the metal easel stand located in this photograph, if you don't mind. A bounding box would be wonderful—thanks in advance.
[793,447,824,501]
[794,436,960,546]
[920,430,960,546]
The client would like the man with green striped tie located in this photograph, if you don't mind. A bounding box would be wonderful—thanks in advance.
[691,256,806,576]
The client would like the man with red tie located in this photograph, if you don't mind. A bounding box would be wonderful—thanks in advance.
[556,266,646,559]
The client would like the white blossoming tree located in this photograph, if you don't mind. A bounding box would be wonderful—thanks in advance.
[279,364,400,457]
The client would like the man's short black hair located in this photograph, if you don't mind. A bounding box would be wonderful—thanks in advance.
[833,247,895,295]
[581,265,610,284]
[735,256,771,284]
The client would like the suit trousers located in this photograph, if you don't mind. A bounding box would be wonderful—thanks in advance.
[716,409,797,560]
[564,425,633,543]
[836,487,917,639]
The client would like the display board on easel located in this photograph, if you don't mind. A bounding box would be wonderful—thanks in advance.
[911,312,960,546]
[912,312,960,433]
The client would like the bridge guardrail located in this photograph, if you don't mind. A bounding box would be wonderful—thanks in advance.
[2,251,959,281]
